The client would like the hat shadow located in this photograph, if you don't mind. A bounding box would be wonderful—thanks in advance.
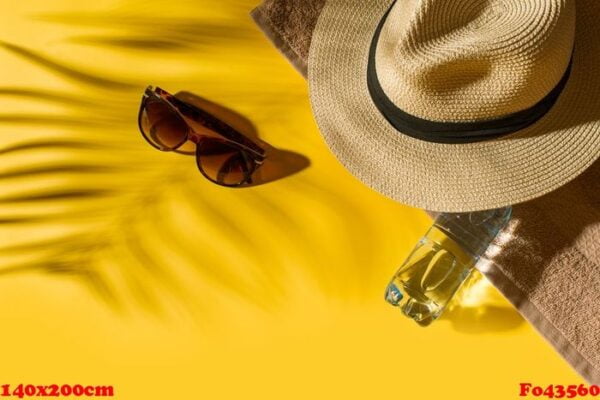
[490,159,600,301]
[174,91,310,186]
[438,160,599,333]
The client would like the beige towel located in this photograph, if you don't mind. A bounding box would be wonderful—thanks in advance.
[251,0,600,384]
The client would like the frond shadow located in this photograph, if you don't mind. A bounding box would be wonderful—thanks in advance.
[0,87,102,108]
[0,0,380,320]
[0,41,137,90]
[33,13,257,52]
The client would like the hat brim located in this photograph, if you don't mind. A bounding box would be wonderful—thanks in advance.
[308,0,600,212]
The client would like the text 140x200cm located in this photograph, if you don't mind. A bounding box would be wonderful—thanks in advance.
[0,384,114,398]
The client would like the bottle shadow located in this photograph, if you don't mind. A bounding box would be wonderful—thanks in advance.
[175,91,310,186]
[439,272,525,333]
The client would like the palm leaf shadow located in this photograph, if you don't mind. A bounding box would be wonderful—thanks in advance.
[0,0,383,317]
[0,41,136,90]
[34,9,258,52]
[0,0,317,314]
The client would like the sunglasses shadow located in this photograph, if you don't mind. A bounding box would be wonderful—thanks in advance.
[175,91,311,186]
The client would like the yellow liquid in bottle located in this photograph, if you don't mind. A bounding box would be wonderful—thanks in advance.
[385,227,474,326]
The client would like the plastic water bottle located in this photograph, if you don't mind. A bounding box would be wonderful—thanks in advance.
[384,207,512,326]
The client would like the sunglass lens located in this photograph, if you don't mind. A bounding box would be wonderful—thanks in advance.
[140,98,189,150]
[196,138,253,186]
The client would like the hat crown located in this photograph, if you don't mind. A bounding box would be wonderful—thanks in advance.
[375,0,576,122]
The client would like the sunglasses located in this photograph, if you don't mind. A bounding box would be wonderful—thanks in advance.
[138,86,266,187]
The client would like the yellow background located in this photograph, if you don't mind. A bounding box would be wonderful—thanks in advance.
[0,0,582,398]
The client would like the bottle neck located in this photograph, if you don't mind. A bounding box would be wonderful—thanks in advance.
[433,207,512,258]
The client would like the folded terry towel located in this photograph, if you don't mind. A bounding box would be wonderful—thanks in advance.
[251,0,600,384]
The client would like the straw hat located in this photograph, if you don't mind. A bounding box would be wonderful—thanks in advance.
[308,0,600,212]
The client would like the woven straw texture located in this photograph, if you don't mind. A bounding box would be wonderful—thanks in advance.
[375,0,574,122]
[308,0,600,212]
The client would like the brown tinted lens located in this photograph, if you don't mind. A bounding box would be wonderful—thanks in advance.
[141,98,188,150]
[196,139,253,186]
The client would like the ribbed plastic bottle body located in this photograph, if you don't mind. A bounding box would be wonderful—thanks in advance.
[385,207,512,326]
